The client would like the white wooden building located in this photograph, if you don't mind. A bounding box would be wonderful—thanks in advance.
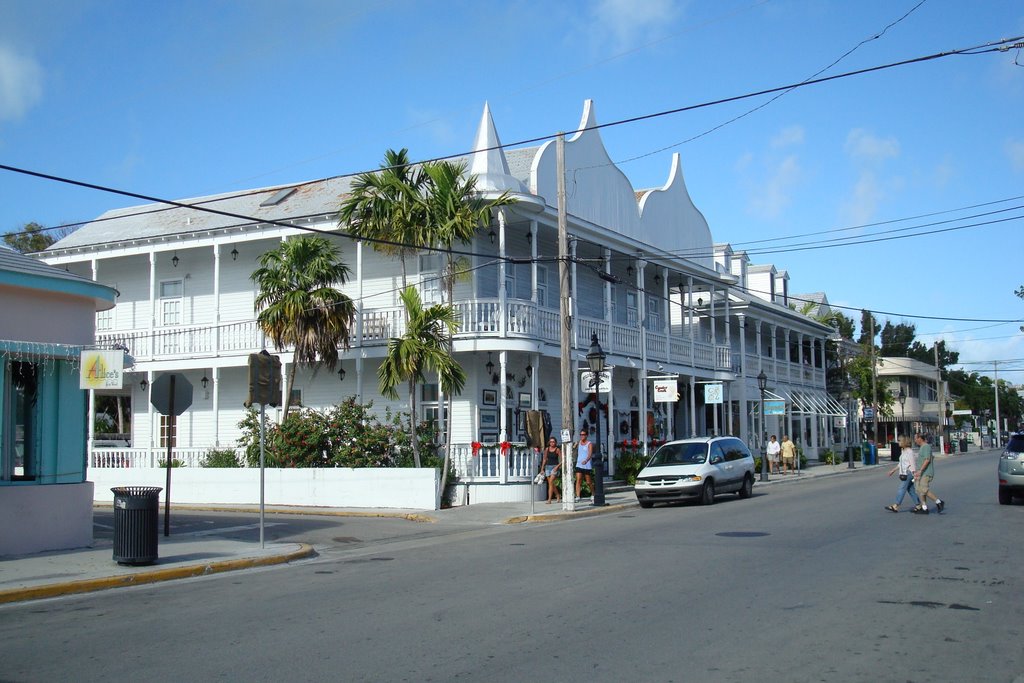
[40,100,841,500]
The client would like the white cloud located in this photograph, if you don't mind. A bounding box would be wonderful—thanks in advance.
[0,44,43,121]
[839,171,884,227]
[845,128,899,163]
[590,0,682,52]
[771,125,804,148]
[748,155,801,220]
[1006,139,1024,172]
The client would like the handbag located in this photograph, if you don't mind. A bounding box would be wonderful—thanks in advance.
[899,473,908,481]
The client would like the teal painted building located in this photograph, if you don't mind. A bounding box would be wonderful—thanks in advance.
[0,247,117,555]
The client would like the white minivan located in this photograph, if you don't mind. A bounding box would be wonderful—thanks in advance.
[634,436,756,508]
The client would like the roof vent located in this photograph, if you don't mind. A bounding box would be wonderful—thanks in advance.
[260,187,297,207]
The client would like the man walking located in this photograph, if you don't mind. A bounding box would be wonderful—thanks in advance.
[913,434,945,515]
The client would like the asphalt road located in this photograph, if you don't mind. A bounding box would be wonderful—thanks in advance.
[3,452,1021,683]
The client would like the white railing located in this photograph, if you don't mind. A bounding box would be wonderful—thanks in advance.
[450,443,537,482]
[89,448,215,468]
[97,299,784,375]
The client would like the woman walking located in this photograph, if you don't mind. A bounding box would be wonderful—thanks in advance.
[541,437,562,503]
[885,435,920,512]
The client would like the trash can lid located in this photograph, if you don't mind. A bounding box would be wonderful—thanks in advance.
[110,486,163,496]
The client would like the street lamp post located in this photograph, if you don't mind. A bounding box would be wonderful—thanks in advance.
[897,387,906,442]
[587,333,607,506]
[757,370,768,482]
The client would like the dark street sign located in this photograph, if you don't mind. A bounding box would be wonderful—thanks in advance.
[150,373,193,416]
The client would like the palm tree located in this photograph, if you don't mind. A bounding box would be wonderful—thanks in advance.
[337,148,427,290]
[420,159,515,490]
[378,286,466,468]
[252,236,356,415]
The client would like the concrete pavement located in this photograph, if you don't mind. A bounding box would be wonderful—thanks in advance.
[0,458,889,605]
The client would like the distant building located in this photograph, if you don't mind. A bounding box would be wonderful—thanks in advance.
[0,247,116,554]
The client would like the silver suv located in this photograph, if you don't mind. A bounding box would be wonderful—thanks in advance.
[998,433,1024,504]
[634,436,755,508]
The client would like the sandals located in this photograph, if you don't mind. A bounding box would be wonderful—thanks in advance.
[884,504,899,513]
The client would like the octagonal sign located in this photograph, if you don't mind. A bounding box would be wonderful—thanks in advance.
[150,373,193,416]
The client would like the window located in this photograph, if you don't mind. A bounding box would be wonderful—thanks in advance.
[159,415,177,449]
[3,362,39,480]
[159,280,183,326]
[646,293,661,330]
[419,254,443,305]
[96,307,113,331]
[536,265,548,307]
[626,291,638,327]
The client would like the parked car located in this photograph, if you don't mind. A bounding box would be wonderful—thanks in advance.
[634,436,755,508]
[998,433,1024,505]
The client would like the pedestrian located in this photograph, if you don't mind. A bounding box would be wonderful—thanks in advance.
[766,435,781,475]
[913,434,945,514]
[575,428,594,502]
[541,436,562,504]
[885,435,920,512]
[780,435,797,474]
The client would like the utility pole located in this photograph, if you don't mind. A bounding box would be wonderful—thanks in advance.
[557,133,575,512]
[870,314,878,450]
[994,360,1002,448]
[935,343,944,449]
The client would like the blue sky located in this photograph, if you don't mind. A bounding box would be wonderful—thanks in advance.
[1,0,1022,380]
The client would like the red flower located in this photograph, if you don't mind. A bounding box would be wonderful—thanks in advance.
[631,439,639,447]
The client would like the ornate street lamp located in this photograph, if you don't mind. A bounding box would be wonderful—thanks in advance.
[587,333,607,506]
[897,387,906,439]
[757,370,768,482]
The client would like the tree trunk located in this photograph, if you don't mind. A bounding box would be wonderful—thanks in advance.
[409,378,421,468]
[282,361,298,417]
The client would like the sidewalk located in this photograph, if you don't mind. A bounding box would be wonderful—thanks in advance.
[0,459,885,605]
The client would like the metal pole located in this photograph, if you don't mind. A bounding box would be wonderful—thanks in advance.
[593,388,605,506]
[759,387,767,482]
[164,374,175,537]
[259,403,266,549]
[994,360,1002,449]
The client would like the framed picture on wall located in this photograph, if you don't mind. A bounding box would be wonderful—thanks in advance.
[518,392,531,409]
[480,410,498,428]
[479,431,498,443]
[482,389,497,406]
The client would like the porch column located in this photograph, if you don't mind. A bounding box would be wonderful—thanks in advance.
[689,374,697,437]
[213,244,221,354]
[499,351,508,443]
[638,257,649,455]
[687,276,695,367]
[530,219,538,305]
[737,313,748,445]
[498,210,507,337]
[213,367,221,447]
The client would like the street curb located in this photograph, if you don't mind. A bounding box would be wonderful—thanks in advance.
[504,501,639,524]
[0,542,317,606]
[93,503,436,523]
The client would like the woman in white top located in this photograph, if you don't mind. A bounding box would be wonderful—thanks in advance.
[885,435,920,512]
[766,435,781,475]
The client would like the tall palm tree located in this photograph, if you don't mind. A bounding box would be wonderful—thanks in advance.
[337,148,427,290]
[378,286,466,468]
[420,160,515,491]
[252,236,356,415]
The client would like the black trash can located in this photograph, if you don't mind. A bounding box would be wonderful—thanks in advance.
[959,438,968,453]
[111,486,162,566]
[890,441,901,461]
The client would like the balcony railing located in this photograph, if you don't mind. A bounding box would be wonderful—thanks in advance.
[97,299,743,375]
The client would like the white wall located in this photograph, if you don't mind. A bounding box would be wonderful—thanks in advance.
[0,483,94,556]
[91,468,441,510]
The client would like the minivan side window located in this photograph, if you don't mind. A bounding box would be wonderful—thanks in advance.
[709,442,726,463]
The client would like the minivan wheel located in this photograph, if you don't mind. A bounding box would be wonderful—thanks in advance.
[999,487,1012,505]
[700,480,715,505]
[639,499,654,509]
[738,474,753,499]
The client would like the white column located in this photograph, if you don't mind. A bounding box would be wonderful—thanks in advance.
[737,313,748,445]
[498,210,507,338]
[213,244,222,355]
[213,366,221,447]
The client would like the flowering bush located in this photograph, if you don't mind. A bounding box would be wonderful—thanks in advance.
[237,398,441,469]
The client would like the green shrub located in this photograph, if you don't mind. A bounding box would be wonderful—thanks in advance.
[616,452,647,485]
[202,448,240,467]
[157,458,184,467]
[236,398,440,469]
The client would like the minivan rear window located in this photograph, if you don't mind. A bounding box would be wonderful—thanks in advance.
[1006,435,1024,453]
[647,442,707,466]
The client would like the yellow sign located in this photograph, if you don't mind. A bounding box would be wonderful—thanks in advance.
[80,350,124,389]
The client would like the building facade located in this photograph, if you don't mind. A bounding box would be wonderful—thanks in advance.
[41,100,840,501]
[1,247,116,554]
